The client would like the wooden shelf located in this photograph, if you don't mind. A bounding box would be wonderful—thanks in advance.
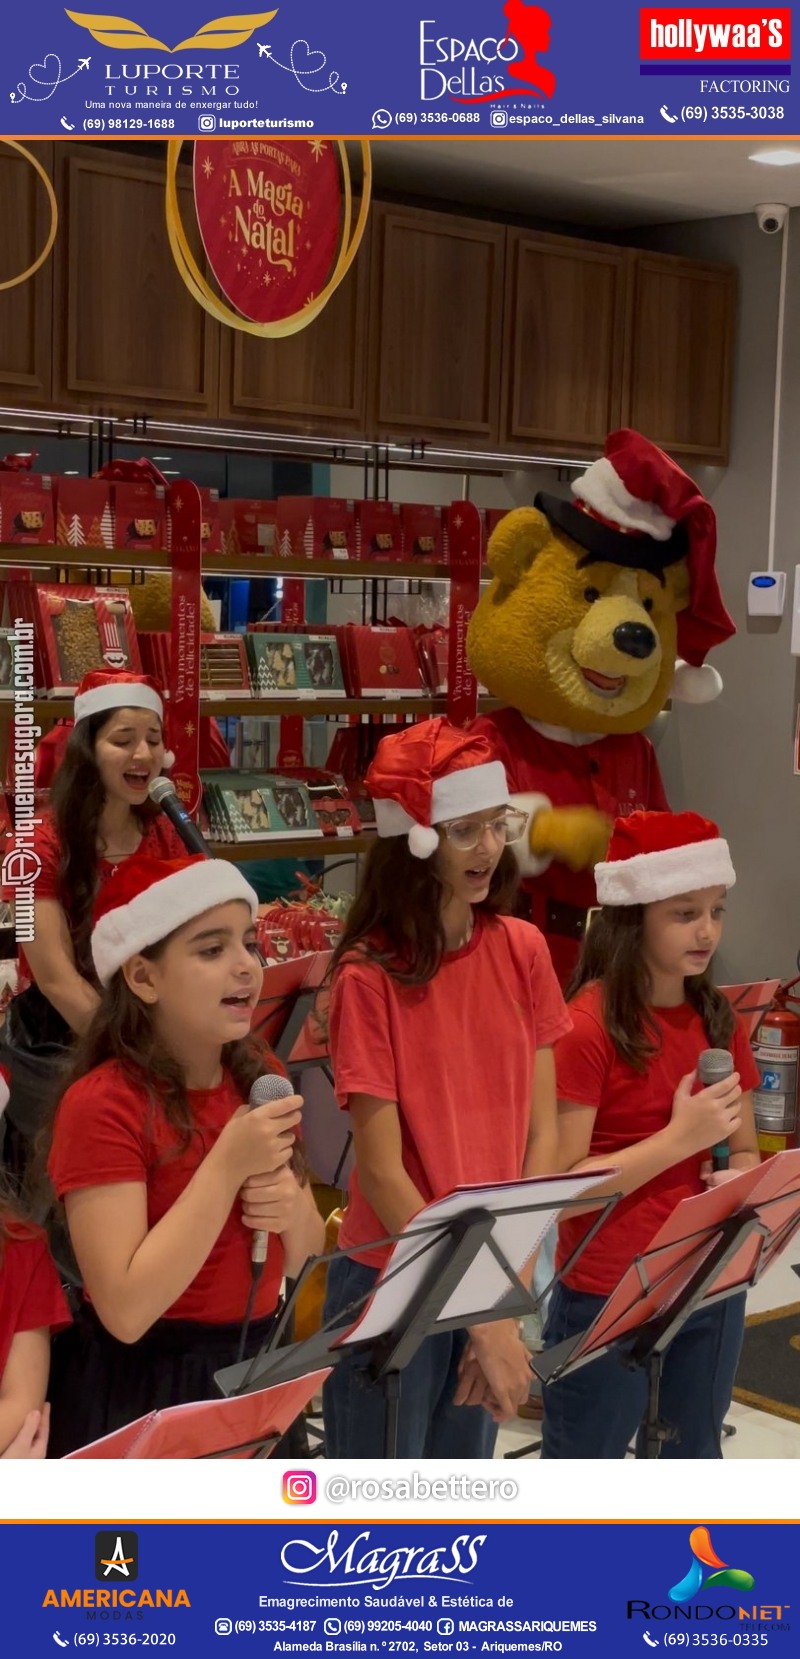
[31,695,500,722]
[210,833,376,861]
[0,546,454,581]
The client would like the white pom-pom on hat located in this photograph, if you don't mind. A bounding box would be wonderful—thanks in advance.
[162,751,176,770]
[408,823,440,859]
[670,659,723,704]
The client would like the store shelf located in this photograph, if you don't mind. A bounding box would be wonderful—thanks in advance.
[32,695,500,722]
[0,545,458,581]
[210,833,376,861]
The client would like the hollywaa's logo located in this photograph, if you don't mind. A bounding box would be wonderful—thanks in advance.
[421,2,556,105]
[65,9,278,52]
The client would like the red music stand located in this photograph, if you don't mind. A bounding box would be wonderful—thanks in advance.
[64,1368,329,1459]
[533,1148,800,1457]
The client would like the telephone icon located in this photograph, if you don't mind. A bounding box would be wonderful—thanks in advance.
[643,1636,660,1650]
[659,104,678,124]
[60,117,76,131]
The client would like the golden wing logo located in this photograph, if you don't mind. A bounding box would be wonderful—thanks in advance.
[64,10,278,53]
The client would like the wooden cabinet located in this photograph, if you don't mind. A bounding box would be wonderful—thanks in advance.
[623,252,737,463]
[219,209,372,434]
[501,230,628,454]
[368,204,506,446]
[53,147,219,415]
[0,142,54,405]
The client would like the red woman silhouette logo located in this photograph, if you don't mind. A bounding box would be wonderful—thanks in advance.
[451,1,556,106]
[502,1,556,100]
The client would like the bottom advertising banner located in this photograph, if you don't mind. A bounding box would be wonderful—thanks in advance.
[0,1521,794,1657]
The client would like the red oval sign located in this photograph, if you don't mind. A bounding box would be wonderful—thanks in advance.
[193,138,341,324]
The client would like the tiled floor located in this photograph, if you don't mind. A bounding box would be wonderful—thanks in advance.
[496,1246,800,1460]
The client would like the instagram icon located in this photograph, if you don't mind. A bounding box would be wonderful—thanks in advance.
[283,1471,317,1504]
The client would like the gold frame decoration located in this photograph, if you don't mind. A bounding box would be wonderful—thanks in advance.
[164,138,372,338]
[0,141,58,292]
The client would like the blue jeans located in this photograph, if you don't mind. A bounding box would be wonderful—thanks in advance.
[322,1254,498,1460]
[540,1282,746,1459]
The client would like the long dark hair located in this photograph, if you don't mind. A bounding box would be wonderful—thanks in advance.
[38,933,306,1184]
[49,714,160,977]
[330,836,520,987]
[567,904,735,1071]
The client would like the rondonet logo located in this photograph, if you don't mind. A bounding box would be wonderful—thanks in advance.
[640,8,791,61]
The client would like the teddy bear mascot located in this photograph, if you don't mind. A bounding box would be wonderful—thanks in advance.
[468,427,735,986]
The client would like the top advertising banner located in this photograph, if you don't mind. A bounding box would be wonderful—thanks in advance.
[0,1,796,141]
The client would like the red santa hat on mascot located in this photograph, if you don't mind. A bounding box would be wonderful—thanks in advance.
[366,716,509,858]
[536,428,735,703]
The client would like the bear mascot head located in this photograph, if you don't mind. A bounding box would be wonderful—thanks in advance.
[468,428,735,984]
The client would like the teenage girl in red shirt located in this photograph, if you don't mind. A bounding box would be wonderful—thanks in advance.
[542,810,760,1459]
[323,718,572,1459]
[44,854,323,1456]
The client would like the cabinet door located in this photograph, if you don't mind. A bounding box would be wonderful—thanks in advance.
[219,207,372,434]
[624,252,736,463]
[0,142,54,406]
[369,205,505,445]
[501,230,628,453]
[54,148,219,415]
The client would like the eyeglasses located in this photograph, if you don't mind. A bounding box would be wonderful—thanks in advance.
[440,809,529,853]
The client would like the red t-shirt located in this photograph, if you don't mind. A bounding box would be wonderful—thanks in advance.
[554,981,761,1294]
[0,1223,71,1383]
[329,912,572,1266]
[16,810,186,985]
[47,1059,285,1324]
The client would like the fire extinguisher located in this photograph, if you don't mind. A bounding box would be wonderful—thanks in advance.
[752,976,800,1154]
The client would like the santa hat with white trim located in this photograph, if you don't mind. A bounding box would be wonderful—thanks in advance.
[535,428,735,704]
[366,715,509,859]
[594,810,736,907]
[74,669,175,769]
[91,853,259,985]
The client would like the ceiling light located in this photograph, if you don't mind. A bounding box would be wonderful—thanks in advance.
[750,149,800,167]
[152,455,172,461]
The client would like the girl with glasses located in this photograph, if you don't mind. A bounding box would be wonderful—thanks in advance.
[322,717,571,1458]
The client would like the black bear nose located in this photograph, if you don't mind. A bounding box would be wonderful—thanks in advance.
[613,622,657,660]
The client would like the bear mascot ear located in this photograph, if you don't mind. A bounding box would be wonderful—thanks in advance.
[487,506,553,590]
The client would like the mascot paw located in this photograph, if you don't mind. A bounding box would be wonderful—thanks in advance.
[530,806,613,872]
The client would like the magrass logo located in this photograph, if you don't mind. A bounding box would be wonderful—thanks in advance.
[669,1526,754,1604]
[95,1533,138,1583]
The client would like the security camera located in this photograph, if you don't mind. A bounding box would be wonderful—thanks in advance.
[756,203,788,235]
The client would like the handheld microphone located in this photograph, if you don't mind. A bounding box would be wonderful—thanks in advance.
[247,1073,296,1271]
[148,776,210,858]
[697,1048,734,1172]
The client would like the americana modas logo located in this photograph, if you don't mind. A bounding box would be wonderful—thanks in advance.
[95,1532,139,1583]
[65,8,277,52]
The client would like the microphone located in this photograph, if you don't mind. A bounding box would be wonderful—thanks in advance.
[697,1048,734,1172]
[148,776,210,858]
[248,1073,296,1271]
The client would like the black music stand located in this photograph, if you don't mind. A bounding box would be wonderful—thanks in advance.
[215,1171,620,1458]
[533,1150,800,1458]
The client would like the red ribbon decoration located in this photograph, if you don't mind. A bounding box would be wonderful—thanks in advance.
[0,452,37,471]
[446,501,482,727]
[166,481,202,816]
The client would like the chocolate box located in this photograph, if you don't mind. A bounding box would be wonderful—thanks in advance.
[245,630,346,698]
[0,472,55,546]
[55,477,114,551]
[344,624,427,698]
[276,497,355,563]
[113,482,166,551]
[31,584,143,695]
[354,500,402,562]
[401,503,446,564]
[138,631,251,699]
[218,499,276,557]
